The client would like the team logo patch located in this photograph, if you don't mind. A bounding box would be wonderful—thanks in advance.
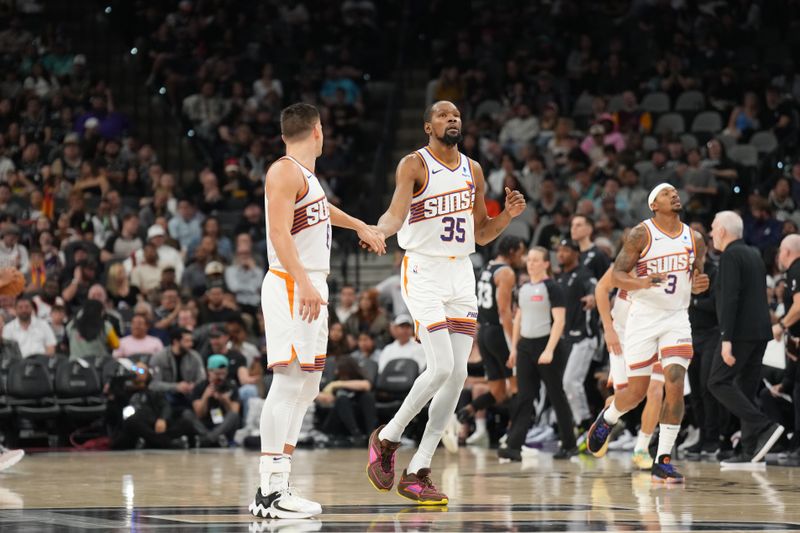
[677,338,692,344]
[467,312,478,319]
[531,295,544,302]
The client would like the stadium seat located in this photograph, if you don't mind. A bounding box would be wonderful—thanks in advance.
[500,219,531,243]
[642,135,659,152]
[571,93,594,118]
[358,358,379,385]
[634,160,655,176]
[607,94,624,113]
[749,131,778,154]
[690,111,723,134]
[680,133,698,151]
[6,357,60,421]
[374,359,419,422]
[641,92,670,114]
[0,350,21,421]
[654,113,685,135]
[474,99,504,119]
[54,359,107,423]
[674,91,706,113]
[715,133,737,152]
[728,145,759,167]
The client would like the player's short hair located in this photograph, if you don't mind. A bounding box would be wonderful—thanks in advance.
[497,236,525,258]
[572,213,595,229]
[280,103,320,141]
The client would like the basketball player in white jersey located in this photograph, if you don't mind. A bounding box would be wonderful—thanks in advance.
[250,103,385,519]
[595,265,665,470]
[587,183,708,483]
[365,100,526,504]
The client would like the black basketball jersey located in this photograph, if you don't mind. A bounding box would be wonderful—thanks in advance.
[477,262,512,325]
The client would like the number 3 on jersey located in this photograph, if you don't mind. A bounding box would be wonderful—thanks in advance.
[441,216,466,242]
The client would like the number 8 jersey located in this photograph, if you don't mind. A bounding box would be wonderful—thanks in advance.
[630,218,697,311]
[397,147,476,258]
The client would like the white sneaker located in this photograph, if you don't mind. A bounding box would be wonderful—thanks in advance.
[608,430,635,451]
[465,426,488,447]
[249,487,322,519]
[0,449,24,472]
[441,414,459,453]
[521,444,540,457]
[498,434,508,447]
[678,426,700,451]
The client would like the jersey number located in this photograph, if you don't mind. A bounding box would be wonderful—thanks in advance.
[664,274,677,294]
[441,217,466,243]
[477,280,493,309]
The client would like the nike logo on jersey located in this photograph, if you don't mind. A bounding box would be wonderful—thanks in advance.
[432,168,443,174]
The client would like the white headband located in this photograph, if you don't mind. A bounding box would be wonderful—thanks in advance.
[648,183,674,211]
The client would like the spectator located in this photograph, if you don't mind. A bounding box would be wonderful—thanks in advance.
[2,296,56,357]
[743,198,782,252]
[126,224,184,280]
[168,199,204,252]
[182,81,231,142]
[203,325,259,419]
[570,214,611,280]
[66,299,119,360]
[345,288,390,347]
[197,280,236,326]
[0,314,22,360]
[130,242,162,293]
[725,91,760,141]
[200,216,232,262]
[351,331,381,364]
[376,314,425,373]
[115,314,164,359]
[225,315,260,366]
[101,213,142,263]
[153,285,182,331]
[188,354,241,447]
[252,63,283,104]
[335,284,359,324]
[317,355,376,446]
[769,178,796,222]
[0,225,29,274]
[499,103,539,158]
[224,237,262,316]
[613,91,651,134]
[150,327,206,411]
[111,361,196,450]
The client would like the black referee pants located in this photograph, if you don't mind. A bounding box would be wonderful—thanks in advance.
[688,327,726,444]
[708,340,771,455]
[507,336,575,451]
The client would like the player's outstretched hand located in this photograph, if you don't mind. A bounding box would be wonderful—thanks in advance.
[691,273,710,294]
[358,225,386,255]
[298,281,327,323]
[504,187,526,218]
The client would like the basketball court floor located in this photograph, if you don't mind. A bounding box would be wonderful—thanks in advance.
[0,447,798,532]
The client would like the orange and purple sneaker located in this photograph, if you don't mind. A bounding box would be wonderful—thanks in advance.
[396,468,449,505]
[366,425,400,492]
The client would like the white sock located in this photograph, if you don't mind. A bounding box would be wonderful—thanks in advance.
[656,424,680,461]
[635,432,652,453]
[603,399,626,425]
[260,454,291,495]
[474,418,487,433]
[379,423,403,443]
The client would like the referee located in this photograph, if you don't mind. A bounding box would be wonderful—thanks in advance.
[499,246,576,461]
[708,211,784,464]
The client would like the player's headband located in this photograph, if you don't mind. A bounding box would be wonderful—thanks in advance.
[648,183,674,211]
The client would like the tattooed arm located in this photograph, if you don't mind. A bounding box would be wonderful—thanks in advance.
[612,223,663,290]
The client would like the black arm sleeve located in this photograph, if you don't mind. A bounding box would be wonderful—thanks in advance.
[544,279,566,308]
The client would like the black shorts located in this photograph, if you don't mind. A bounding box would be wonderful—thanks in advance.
[477,324,512,381]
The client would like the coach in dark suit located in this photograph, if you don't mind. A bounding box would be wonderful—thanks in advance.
[708,211,784,464]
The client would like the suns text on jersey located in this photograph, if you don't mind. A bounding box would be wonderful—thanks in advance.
[639,251,694,275]
[418,188,474,220]
[292,196,329,234]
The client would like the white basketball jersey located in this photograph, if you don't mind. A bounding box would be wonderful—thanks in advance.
[630,218,696,311]
[397,147,476,258]
[265,156,331,274]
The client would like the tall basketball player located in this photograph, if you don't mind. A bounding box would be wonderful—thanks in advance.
[587,183,708,483]
[365,100,526,504]
[250,103,385,519]
[456,235,526,442]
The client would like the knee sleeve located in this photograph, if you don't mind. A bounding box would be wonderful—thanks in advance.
[260,363,315,453]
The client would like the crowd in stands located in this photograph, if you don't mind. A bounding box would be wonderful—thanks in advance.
[0,0,799,461]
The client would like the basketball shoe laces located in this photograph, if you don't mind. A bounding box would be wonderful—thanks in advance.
[415,471,437,491]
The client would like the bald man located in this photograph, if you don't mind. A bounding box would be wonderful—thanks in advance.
[708,211,784,465]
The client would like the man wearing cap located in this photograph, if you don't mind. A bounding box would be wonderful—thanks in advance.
[189,354,241,447]
[375,314,426,374]
[168,199,204,252]
[51,133,83,183]
[556,238,598,429]
[0,225,28,274]
[130,243,163,293]
[125,224,184,280]
[202,325,259,420]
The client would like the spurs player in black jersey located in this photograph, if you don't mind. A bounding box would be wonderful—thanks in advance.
[456,236,526,440]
